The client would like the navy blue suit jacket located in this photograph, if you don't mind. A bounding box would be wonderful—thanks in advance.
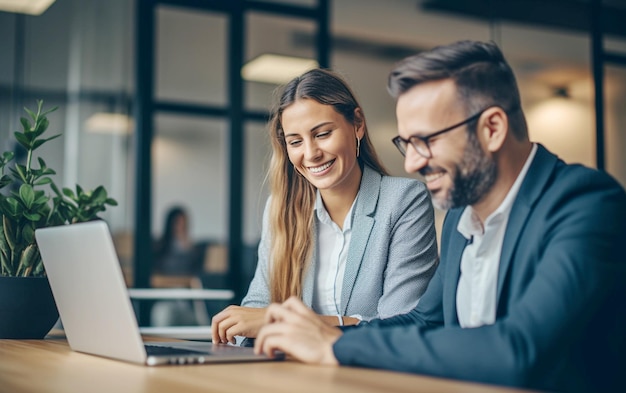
[334,145,626,392]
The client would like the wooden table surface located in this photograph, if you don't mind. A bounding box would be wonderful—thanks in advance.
[0,334,537,393]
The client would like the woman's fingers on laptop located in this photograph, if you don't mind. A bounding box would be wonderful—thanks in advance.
[211,307,229,343]
[211,306,267,344]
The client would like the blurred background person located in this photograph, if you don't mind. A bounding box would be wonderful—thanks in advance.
[151,205,204,326]
[153,205,204,276]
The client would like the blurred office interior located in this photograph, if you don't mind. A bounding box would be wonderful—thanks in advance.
[1,0,625,324]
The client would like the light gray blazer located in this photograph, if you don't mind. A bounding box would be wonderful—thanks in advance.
[241,165,439,321]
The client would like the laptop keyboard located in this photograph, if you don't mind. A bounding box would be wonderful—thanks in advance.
[145,345,210,356]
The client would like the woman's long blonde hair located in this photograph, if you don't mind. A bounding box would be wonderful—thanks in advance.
[267,68,388,303]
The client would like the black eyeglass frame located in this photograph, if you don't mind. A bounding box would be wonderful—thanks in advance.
[391,106,495,158]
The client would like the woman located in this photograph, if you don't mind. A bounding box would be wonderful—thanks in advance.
[152,206,203,326]
[212,68,438,344]
[153,206,202,276]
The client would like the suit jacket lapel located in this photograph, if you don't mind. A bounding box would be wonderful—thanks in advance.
[442,209,467,325]
[496,144,558,303]
[340,166,379,314]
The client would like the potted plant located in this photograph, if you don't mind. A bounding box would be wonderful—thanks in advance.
[0,100,118,338]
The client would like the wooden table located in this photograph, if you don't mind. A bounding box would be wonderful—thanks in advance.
[0,333,536,393]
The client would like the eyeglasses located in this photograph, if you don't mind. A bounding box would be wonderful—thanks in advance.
[391,107,491,159]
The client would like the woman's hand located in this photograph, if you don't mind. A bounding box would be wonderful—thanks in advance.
[211,306,267,344]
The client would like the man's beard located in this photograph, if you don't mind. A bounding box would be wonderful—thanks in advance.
[434,132,497,211]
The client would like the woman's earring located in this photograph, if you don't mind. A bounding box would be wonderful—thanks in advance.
[356,137,361,157]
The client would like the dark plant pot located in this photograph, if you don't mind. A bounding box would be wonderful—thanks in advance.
[0,275,59,339]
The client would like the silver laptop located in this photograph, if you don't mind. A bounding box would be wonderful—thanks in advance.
[35,221,280,366]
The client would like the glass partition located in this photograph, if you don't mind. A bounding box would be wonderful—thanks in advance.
[156,6,227,106]
[244,11,317,112]
[605,65,626,189]
[152,113,229,260]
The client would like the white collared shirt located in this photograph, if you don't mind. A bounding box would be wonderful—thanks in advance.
[456,144,537,328]
[311,191,357,317]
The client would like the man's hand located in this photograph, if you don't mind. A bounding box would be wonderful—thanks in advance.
[254,297,342,365]
[211,306,267,344]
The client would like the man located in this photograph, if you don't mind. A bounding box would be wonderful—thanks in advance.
[253,40,626,392]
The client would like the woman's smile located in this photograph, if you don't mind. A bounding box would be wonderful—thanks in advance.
[308,159,335,175]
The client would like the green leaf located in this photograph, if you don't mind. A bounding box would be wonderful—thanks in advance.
[32,139,45,150]
[62,187,76,199]
[9,164,27,183]
[38,201,51,214]
[29,168,42,180]
[23,212,41,221]
[19,117,32,132]
[35,117,50,134]
[2,197,21,217]
[2,215,15,251]
[34,177,52,186]
[21,224,35,244]
[32,133,61,150]
[19,184,35,209]
[0,219,13,270]
[0,175,12,189]
[0,247,12,275]
[0,151,14,166]
[15,163,26,177]
[40,105,58,118]
[33,194,50,205]
[46,210,65,227]
[50,182,62,196]
[14,131,31,149]
[106,198,118,206]
[19,243,38,269]
[31,255,44,276]
[23,106,36,121]
[91,186,107,203]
